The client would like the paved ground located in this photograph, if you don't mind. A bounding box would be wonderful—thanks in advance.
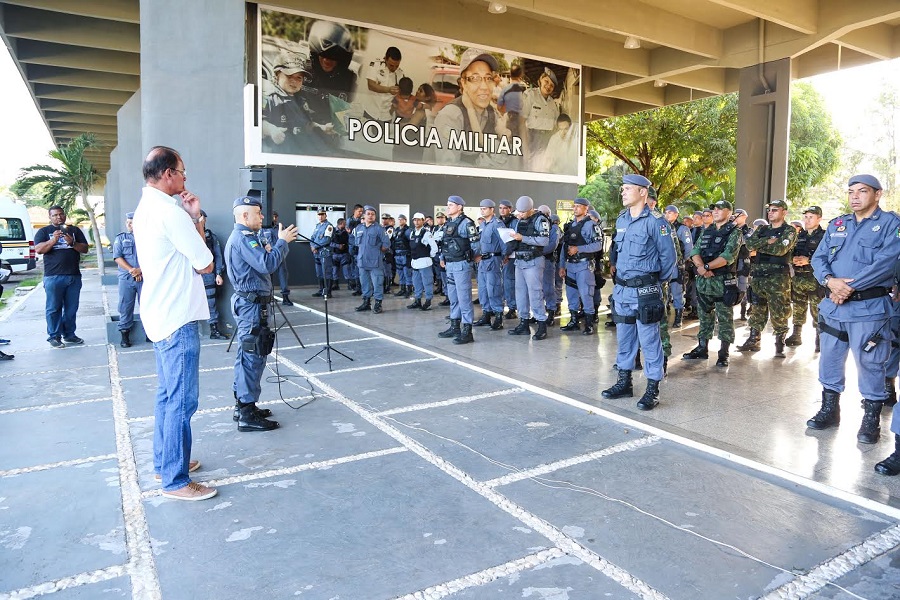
[2,271,900,600]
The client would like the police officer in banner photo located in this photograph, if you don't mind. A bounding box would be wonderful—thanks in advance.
[438,196,479,345]
[113,212,143,348]
[559,197,602,335]
[311,209,334,297]
[601,174,677,411]
[226,196,299,432]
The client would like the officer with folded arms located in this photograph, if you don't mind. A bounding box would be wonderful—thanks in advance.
[601,174,677,410]
[226,196,298,432]
[809,175,900,455]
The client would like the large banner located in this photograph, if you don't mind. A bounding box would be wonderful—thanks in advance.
[249,6,584,183]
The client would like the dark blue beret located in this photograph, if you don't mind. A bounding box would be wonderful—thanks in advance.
[233,196,262,209]
[623,174,652,187]
[848,174,882,191]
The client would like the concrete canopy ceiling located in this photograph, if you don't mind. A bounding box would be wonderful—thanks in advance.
[2,0,899,175]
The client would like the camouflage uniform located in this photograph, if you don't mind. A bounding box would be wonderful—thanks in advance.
[692,224,743,344]
[790,225,825,328]
[744,223,797,336]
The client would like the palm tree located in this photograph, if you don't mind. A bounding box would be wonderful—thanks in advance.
[11,134,106,275]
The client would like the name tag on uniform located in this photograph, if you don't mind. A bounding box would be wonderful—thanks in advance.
[830,232,847,238]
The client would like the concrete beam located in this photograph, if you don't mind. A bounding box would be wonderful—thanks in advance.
[39,99,120,115]
[2,0,139,23]
[836,23,897,60]
[52,122,117,135]
[2,4,140,52]
[663,86,716,105]
[706,0,818,34]
[32,83,133,105]
[44,111,118,126]
[612,100,658,116]
[793,43,880,79]
[599,83,666,107]
[14,40,140,75]
[502,0,722,58]
[661,68,729,95]
[583,95,615,117]
[25,64,139,91]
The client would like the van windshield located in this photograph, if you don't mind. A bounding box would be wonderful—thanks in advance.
[0,218,26,241]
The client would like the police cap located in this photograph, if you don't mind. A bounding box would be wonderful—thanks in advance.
[711,200,733,211]
[664,205,678,213]
[125,212,135,220]
[537,204,551,217]
[849,174,882,191]
[233,196,262,209]
[499,199,512,208]
[515,196,534,212]
[363,205,376,213]
[753,218,768,227]
[542,67,558,88]
[412,212,425,220]
[588,209,600,220]
[381,213,391,219]
[317,209,327,215]
[398,214,407,220]
[767,199,788,210]
[459,48,498,74]
[479,199,495,208]
[623,174,652,187]
[803,205,823,216]
[551,214,560,224]
[573,197,590,207]
[648,186,658,200]
[447,195,465,207]
[733,208,748,217]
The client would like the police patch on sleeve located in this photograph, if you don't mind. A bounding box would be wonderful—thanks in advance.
[659,225,669,236]
[593,224,602,237]
[248,239,259,249]
[467,223,477,236]
[538,218,550,236]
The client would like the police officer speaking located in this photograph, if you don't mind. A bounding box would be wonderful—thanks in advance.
[112,212,142,348]
[601,174,677,410]
[810,175,900,457]
[226,196,299,432]
[559,197,602,334]
[311,209,334,297]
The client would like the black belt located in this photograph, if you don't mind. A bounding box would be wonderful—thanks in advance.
[480,252,499,259]
[566,257,589,264]
[615,273,659,288]
[235,290,272,304]
[847,287,890,302]
[818,319,849,343]
[794,265,813,273]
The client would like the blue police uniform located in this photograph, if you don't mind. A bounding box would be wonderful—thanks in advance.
[392,221,412,292]
[542,220,560,316]
[474,205,506,328]
[311,216,334,296]
[382,223,395,288]
[560,206,603,330]
[670,219,694,312]
[352,214,390,309]
[810,193,900,442]
[499,208,518,316]
[609,202,677,384]
[330,224,351,286]
[201,226,225,335]
[509,201,551,340]
[112,226,142,337]
[226,197,291,430]
[260,222,291,302]
[347,214,362,291]
[442,212,479,326]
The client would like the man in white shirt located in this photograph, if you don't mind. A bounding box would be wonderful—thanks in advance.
[132,146,216,502]
[361,46,403,121]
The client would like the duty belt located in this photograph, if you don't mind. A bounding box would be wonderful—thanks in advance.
[615,273,660,288]
[480,252,499,259]
[566,256,590,264]
[235,290,272,304]
[794,265,813,273]
[847,286,890,302]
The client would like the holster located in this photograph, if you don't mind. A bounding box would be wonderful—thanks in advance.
[636,283,665,324]
[722,276,744,307]
[242,326,275,356]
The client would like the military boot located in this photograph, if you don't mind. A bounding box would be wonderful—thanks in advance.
[737,328,761,352]
[473,311,492,327]
[636,379,661,411]
[407,297,422,309]
[232,392,272,422]
[716,342,730,367]
[886,377,898,407]
[774,333,786,358]
[490,313,503,330]
[355,297,371,312]
[237,402,279,432]
[784,327,802,347]
[561,313,581,332]
[807,389,841,430]
[420,299,432,311]
[509,318,531,336]
[439,318,461,338]
[601,369,633,399]
[373,299,383,314]
[439,297,451,306]
[545,309,555,324]
[394,285,407,297]
[857,400,883,444]
[672,309,683,328]
[532,321,548,341]
[875,434,900,476]
[209,323,229,340]
[352,281,363,296]
[682,339,709,360]
[453,323,474,345]
[312,279,325,297]
[120,329,132,348]
[505,308,517,320]
[582,317,595,335]
[282,291,294,306]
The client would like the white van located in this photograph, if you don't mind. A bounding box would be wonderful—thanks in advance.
[0,196,37,274]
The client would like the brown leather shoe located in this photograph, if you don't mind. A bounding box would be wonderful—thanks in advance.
[161,481,217,501]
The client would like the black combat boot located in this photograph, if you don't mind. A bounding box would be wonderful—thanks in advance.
[601,369,633,399]
[636,379,661,411]
[355,297,371,312]
[857,400,883,444]
[232,392,272,422]
[209,323,229,340]
[774,333,786,358]
[875,434,900,476]
[439,318,461,338]
[561,313,581,331]
[532,321,548,341]
[394,285,407,297]
[784,327,802,347]
[505,308,517,320]
[407,298,422,309]
[373,299,383,314]
[473,311,492,327]
[672,309,683,328]
[682,339,709,360]
[420,298,432,311]
[120,329,132,348]
[807,389,841,430]
[545,309,555,324]
[737,328,761,352]
[453,323,474,345]
[716,342,730,367]
[352,281,363,296]
[508,318,531,336]
[583,317,595,335]
[439,297,451,306]
[312,279,324,297]
[282,291,294,306]
[886,377,898,407]
[237,402,279,432]
[490,313,503,330]
[605,315,616,328]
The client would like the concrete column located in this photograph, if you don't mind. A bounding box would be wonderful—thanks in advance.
[735,58,791,220]
[108,90,143,237]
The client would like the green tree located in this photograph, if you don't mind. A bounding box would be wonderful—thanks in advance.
[11,134,106,275]
[787,82,842,201]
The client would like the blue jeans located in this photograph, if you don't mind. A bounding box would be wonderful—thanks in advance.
[153,322,201,491]
[44,274,82,340]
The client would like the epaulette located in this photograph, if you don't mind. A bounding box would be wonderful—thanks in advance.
[830,214,851,225]
[617,208,627,217]
[650,209,663,218]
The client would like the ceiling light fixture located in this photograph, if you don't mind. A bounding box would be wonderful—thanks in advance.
[487,2,507,14]
[624,35,641,50]
[653,80,667,87]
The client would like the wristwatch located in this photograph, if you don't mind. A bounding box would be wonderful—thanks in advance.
[192,216,201,224]
[703,263,710,271]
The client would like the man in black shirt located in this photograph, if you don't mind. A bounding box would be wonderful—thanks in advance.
[34,206,89,348]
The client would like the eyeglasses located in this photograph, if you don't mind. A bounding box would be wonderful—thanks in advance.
[171,168,186,177]
[462,74,494,84]
[767,208,782,212]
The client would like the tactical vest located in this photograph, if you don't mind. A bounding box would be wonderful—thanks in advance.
[443,216,475,262]
[737,225,751,260]
[793,227,824,258]
[409,228,430,260]
[500,214,515,227]
[448,96,497,165]
[564,218,592,258]
[750,224,791,266]
[698,222,738,275]
[516,213,546,254]
[204,229,216,254]
[392,225,411,253]
[671,221,685,258]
